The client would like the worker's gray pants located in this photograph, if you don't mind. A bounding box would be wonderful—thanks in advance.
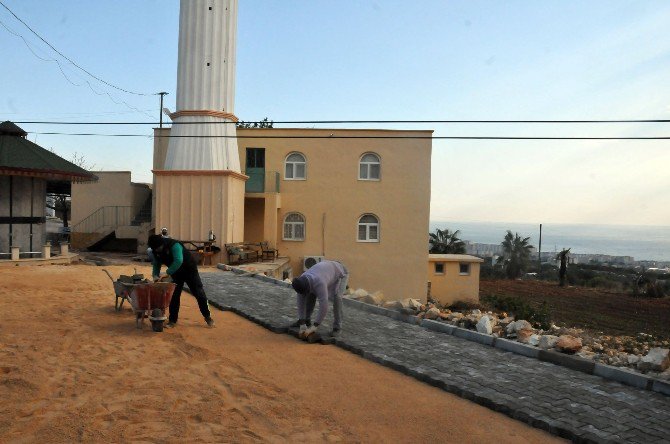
[297,267,349,330]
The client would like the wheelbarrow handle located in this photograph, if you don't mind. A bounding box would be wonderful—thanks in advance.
[102,269,115,282]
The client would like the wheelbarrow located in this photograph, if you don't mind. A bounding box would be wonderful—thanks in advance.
[103,269,146,311]
[128,282,176,332]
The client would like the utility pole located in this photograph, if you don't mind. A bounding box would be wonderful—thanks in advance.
[158,92,169,128]
[538,223,542,273]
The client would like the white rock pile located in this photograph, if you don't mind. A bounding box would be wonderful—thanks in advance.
[345,288,670,380]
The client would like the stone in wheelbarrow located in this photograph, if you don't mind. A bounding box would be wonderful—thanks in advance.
[306,331,324,344]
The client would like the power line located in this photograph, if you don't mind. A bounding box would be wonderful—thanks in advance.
[25,131,670,140]
[0,0,157,97]
[10,119,670,125]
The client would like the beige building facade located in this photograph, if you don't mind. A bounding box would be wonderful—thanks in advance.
[70,171,151,248]
[154,127,432,301]
[428,254,483,305]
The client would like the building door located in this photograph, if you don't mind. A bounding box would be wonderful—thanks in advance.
[245,148,265,193]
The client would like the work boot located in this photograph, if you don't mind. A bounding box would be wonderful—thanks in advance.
[330,328,341,337]
[289,319,312,328]
[205,317,215,328]
[165,321,176,329]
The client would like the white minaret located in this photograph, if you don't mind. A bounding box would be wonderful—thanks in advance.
[165,0,240,171]
[154,0,246,247]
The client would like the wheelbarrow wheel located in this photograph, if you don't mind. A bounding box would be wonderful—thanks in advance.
[150,308,165,332]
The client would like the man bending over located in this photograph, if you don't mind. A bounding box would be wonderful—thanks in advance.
[148,234,215,328]
[291,260,349,338]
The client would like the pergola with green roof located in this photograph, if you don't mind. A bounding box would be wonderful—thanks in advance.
[0,121,97,255]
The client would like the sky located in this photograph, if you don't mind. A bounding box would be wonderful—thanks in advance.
[1,0,669,227]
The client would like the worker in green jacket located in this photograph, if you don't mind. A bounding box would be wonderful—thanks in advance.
[148,234,215,328]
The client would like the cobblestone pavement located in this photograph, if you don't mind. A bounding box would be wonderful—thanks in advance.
[202,271,670,444]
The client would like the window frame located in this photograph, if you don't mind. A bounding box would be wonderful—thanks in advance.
[284,152,307,181]
[434,262,445,275]
[358,152,381,181]
[283,212,306,241]
[357,213,380,243]
[459,263,471,276]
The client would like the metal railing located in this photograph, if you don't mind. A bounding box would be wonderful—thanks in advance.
[245,170,280,193]
[71,206,133,233]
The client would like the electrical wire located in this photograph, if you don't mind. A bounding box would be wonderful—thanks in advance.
[0,14,155,118]
[11,119,670,125]
[24,132,670,140]
[0,0,157,97]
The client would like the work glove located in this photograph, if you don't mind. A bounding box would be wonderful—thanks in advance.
[304,325,318,337]
[152,275,160,283]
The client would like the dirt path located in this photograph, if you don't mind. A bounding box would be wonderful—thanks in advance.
[0,264,561,443]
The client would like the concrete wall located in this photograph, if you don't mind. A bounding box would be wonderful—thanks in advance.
[243,197,264,243]
[0,176,46,254]
[71,171,150,228]
[154,172,246,249]
[428,255,483,305]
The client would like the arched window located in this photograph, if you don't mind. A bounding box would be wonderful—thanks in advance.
[283,212,305,241]
[357,214,379,242]
[359,152,380,180]
[285,152,306,180]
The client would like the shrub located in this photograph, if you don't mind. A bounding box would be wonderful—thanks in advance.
[645,282,667,298]
[481,294,552,329]
[447,300,482,311]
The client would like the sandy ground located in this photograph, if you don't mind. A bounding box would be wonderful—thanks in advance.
[0,264,562,443]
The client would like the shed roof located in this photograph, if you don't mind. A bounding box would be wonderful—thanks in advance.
[0,121,97,183]
[429,254,484,263]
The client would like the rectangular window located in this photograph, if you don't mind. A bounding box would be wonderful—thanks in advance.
[285,163,293,179]
[370,164,380,179]
[369,225,378,240]
[435,263,445,274]
[284,224,292,239]
[359,164,367,179]
[296,163,305,179]
[459,263,470,275]
[358,225,366,240]
[294,224,305,240]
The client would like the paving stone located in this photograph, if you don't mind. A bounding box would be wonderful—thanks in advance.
[202,271,670,443]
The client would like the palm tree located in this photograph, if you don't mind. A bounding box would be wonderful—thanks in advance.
[497,230,533,279]
[556,248,571,287]
[429,228,466,254]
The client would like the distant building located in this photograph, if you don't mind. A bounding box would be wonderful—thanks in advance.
[70,172,151,251]
[569,253,634,266]
[428,254,483,305]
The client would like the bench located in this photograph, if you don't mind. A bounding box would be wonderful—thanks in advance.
[225,242,260,265]
[259,241,279,261]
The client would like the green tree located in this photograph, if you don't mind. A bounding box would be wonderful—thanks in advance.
[429,228,465,254]
[497,230,533,279]
[45,152,93,228]
[556,248,571,287]
[236,117,273,129]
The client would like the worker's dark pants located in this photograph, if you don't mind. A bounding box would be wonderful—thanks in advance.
[169,271,211,323]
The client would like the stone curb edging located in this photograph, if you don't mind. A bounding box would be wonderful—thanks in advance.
[208,267,609,443]
[215,263,669,398]
[342,297,670,398]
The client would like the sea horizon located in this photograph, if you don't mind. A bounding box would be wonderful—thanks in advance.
[429,220,670,263]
